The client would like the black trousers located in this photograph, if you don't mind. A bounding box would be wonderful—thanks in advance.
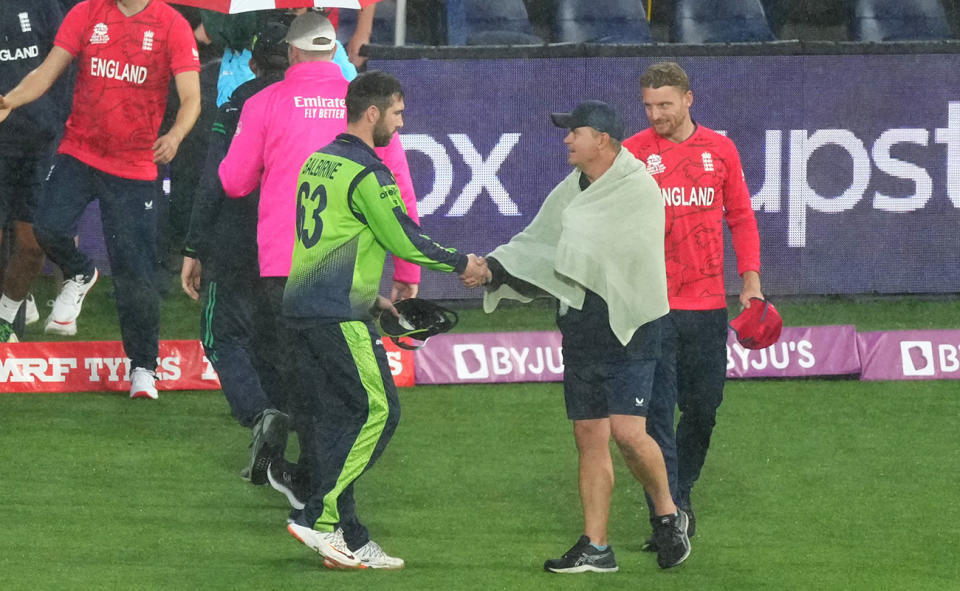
[33,155,160,370]
[289,320,401,551]
[646,308,728,508]
[200,267,290,426]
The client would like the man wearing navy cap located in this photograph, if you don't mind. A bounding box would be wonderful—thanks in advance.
[472,100,692,571]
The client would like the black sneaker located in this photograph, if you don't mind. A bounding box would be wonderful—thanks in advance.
[268,459,308,510]
[643,501,696,552]
[653,510,691,569]
[247,409,289,485]
[544,535,618,574]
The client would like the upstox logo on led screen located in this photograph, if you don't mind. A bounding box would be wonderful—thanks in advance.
[373,54,960,298]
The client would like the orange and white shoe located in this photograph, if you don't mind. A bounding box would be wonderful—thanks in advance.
[287,523,361,569]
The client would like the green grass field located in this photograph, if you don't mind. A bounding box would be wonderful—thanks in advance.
[2,276,959,590]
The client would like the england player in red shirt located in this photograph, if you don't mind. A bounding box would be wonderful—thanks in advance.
[0,0,201,399]
[623,62,763,547]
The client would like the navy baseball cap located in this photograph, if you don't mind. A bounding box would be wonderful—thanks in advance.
[551,100,625,141]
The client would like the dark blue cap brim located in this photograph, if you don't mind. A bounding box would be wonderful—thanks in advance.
[551,112,575,129]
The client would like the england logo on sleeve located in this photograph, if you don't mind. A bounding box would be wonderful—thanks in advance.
[90,23,109,45]
[645,154,665,175]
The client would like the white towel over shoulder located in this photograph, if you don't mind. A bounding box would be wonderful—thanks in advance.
[484,147,669,346]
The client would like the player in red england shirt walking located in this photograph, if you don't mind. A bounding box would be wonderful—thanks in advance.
[623,62,763,546]
[0,0,201,399]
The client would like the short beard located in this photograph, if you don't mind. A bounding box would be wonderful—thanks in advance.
[372,121,393,147]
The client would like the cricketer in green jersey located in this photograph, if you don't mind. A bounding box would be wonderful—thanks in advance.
[282,71,488,570]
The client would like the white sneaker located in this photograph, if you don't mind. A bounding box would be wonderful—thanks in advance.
[44,269,99,336]
[286,523,361,569]
[24,294,39,325]
[130,367,158,400]
[351,539,404,570]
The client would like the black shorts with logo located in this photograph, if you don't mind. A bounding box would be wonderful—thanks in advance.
[563,358,658,420]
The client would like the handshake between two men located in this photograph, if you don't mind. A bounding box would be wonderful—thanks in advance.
[460,254,491,289]
[376,253,490,318]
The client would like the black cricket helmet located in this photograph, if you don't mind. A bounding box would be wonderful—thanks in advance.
[377,298,458,350]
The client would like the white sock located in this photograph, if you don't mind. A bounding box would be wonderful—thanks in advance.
[0,294,24,324]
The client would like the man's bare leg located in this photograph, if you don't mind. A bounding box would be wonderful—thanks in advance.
[2,221,44,300]
[610,414,677,515]
[573,418,614,545]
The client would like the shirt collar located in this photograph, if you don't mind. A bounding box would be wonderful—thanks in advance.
[334,133,382,160]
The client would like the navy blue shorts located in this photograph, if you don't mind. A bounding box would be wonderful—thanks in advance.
[563,358,657,420]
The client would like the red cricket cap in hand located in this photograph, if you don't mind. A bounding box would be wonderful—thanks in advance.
[730,298,783,350]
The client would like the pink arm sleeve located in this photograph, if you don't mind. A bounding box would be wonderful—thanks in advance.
[378,134,422,285]
[218,98,266,198]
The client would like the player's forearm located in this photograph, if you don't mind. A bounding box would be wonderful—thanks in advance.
[165,70,201,142]
[730,221,762,276]
[352,6,375,46]
[218,147,261,197]
[742,270,761,290]
[218,104,265,197]
[740,270,764,304]
[486,256,542,296]
[3,75,47,111]
[386,212,466,273]
[2,50,70,111]
[185,139,230,254]
[184,194,222,256]
[166,94,201,143]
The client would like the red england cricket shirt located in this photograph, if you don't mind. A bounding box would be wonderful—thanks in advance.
[624,124,761,311]
[54,0,200,180]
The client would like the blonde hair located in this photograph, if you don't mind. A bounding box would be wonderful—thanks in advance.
[640,62,690,93]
